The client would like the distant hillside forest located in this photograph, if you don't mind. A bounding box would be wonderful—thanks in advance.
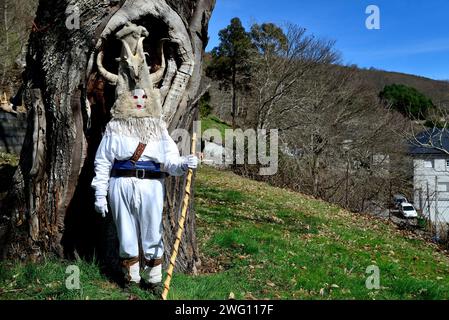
[357,67,449,106]
[204,55,449,123]
[0,0,38,94]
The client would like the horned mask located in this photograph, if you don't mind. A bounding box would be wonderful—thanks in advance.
[97,22,165,120]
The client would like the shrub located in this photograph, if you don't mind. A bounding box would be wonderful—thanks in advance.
[379,84,435,120]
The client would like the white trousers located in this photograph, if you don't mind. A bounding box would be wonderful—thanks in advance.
[108,177,165,260]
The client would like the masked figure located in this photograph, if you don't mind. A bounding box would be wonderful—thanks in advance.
[92,87,198,294]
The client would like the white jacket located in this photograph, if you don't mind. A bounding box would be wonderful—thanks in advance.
[92,127,186,198]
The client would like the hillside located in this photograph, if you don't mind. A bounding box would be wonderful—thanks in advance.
[358,68,449,106]
[203,55,449,123]
[1,166,449,300]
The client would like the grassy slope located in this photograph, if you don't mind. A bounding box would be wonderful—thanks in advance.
[201,115,232,138]
[1,166,449,300]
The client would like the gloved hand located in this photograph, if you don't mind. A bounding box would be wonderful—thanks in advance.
[95,196,108,218]
[181,155,199,171]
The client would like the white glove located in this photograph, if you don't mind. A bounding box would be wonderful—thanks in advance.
[181,155,199,171]
[95,196,108,218]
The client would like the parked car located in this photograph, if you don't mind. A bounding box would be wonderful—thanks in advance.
[393,194,408,209]
[399,203,418,219]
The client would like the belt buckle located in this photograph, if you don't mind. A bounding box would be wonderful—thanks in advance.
[136,169,146,179]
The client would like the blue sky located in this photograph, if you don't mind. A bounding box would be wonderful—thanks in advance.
[206,0,449,80]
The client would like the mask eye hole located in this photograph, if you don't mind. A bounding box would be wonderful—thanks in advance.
[133,96,138,99]
[143,95,148,99]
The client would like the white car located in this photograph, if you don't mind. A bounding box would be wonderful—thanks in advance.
[393,194,408,209]
[399,203,418,219]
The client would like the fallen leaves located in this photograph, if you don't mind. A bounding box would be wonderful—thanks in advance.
[244,292,257,300]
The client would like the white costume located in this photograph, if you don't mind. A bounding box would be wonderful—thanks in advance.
[92,89,197,289]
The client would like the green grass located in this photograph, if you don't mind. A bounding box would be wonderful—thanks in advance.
[2,166,449,300]
[0,258,126,300]
[201,115,232,138]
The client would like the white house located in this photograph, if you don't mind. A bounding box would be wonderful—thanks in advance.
[411,130,449,226]
[202,141,232,168]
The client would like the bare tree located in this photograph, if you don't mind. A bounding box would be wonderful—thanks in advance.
[246,23,339,131]
[241,25,412,212]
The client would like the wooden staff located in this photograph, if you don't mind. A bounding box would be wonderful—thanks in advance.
[162,132,197,300]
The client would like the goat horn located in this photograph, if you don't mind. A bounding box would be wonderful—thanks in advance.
[122,39,135,58]
[137,37,146,60]
[96,50,118,84]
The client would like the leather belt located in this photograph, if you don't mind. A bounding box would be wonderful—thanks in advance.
[111,169,167,180]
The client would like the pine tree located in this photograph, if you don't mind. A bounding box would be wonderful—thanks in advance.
[206,17,253,129]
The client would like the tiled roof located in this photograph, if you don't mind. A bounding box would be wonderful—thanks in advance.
[409,129,449,156]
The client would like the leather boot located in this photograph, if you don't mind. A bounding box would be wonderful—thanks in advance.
[141,258,163,296]
[121,257,141,289]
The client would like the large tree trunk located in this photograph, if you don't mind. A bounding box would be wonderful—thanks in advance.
[1,0,215,276]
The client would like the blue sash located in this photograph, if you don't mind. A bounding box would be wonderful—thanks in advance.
[112,160,162,173]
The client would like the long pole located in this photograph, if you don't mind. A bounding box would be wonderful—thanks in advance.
[162,132,197,300]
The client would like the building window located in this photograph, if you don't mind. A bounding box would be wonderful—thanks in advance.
[438,182,449,192]
[424,160,434,168]
[446,160,449,168]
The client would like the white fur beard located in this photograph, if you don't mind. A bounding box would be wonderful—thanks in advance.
[104,117,167,144]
